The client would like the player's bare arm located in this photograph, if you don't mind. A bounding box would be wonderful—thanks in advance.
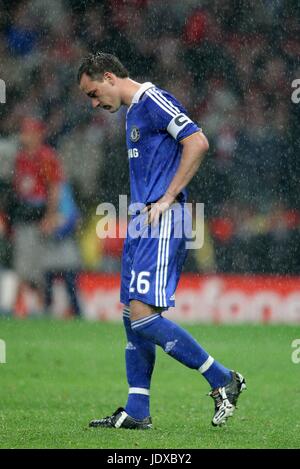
[145,131,209,226]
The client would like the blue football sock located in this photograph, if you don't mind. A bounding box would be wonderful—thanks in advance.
[123,308,156,419]
[131,313,232,389]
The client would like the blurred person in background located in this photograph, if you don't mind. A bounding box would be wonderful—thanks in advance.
[12,117,62,313]
[11,116,81,316]
[42,179,82,318]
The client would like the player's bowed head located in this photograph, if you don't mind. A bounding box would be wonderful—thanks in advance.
[78,51,144,113]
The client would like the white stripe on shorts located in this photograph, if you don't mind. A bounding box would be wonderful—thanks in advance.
[157,210,172,307]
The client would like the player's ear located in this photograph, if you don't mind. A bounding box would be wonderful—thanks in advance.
[103,72,115,85]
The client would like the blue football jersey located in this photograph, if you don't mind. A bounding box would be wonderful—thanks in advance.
[126,82,201,206]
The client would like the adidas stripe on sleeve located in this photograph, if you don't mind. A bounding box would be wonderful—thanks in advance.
[145,87,201,142]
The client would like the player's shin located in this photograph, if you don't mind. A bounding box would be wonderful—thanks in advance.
[123,308,156,420]
[131,314,232,389]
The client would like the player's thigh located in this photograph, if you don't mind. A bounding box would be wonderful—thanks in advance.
[130,299,164,321]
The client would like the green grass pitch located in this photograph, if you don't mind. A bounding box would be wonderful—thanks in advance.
[0,317,299,448]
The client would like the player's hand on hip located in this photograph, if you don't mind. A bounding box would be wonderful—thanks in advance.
[143,192,175,226]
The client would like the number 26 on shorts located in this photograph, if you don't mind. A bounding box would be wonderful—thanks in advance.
[129,270,150,294]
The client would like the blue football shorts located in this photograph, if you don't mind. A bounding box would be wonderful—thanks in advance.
[120,202,192,309]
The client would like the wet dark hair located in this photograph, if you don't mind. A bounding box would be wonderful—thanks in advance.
[77,52,129,83]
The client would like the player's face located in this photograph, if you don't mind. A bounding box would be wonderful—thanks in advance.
[80,72,122,113]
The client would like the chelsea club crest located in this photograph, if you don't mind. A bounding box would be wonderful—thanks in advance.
[130,126,140,142]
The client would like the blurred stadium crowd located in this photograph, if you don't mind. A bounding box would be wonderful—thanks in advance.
[1,0,300,310]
